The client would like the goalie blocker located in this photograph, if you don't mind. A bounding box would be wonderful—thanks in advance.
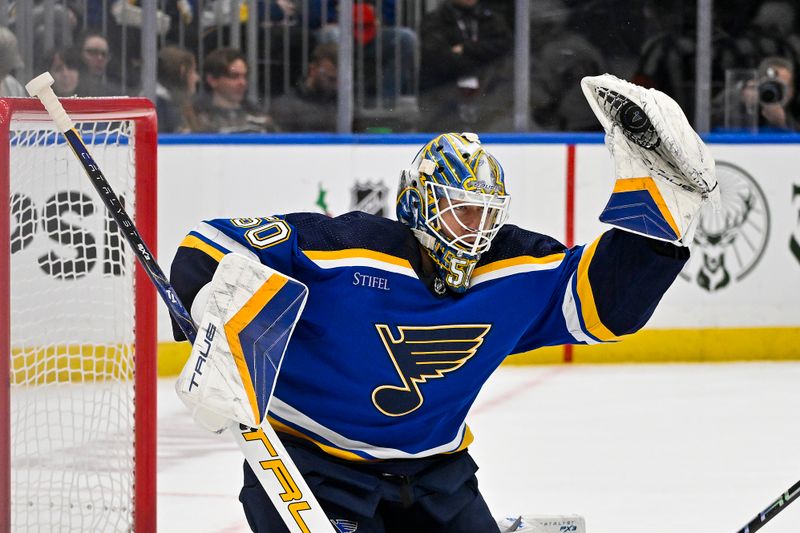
[581,74,720,246]
[175,254,337,533]
[176,253,309,432]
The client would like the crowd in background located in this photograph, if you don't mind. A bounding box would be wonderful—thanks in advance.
[1,0,800,133]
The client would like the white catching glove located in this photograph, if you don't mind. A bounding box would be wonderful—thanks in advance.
[581,74,720,246]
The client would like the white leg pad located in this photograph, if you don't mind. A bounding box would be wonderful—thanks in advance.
[498,514,587,533]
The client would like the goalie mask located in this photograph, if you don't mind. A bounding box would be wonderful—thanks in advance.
[396,132,510,293]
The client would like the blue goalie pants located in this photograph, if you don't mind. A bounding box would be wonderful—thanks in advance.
[239,433,497,533]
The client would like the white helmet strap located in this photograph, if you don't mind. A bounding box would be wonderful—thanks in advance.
[411,228,436,250]
[418,159,436,176]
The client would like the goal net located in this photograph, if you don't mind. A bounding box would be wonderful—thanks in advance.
[0,98,157,532]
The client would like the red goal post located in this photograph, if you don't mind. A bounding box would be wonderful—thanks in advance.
[0,97,157,532]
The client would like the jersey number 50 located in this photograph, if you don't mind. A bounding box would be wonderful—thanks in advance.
[231,217,292,249]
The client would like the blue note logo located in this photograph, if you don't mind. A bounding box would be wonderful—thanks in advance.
[331,518,359,532]
[372,324,491,416]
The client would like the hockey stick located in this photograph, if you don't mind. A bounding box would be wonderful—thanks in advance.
[25,73,334,533]
[736,479,800,533]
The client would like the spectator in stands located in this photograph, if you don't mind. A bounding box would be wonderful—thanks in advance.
[528,0,608,131]
[40,48,82,97]
[418,0,513,131]
[76,31,123,96]
[271,43,338,132]
[157,46,200,133]
[0,27,26,97]
[630,0,800,124]
[31,2,82,70]
[194,48,278,133]
[712,56,797,131]
[312,0,417,105]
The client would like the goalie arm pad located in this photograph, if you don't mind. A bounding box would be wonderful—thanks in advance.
[174,253,308,433]
[582,74,720,246]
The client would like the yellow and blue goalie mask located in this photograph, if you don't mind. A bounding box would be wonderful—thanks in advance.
[396,132,510,293]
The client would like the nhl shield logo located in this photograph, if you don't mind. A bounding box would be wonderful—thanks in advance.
[679,161,770,291]
[350,180,389,216]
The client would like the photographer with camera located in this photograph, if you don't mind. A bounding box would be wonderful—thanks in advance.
[753,56,796,130]
[714,56,797,131]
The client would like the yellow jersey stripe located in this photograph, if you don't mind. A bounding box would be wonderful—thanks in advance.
[179,234,226,262]
[473,253,565,277]
[451,424,474,453]
[303,248,413,269]
[267,417,473,461]
[268,417,374,461]
[575,236,620,342]
[224,275,289,423]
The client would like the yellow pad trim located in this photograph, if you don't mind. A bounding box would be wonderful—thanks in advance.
[225,275,289,424]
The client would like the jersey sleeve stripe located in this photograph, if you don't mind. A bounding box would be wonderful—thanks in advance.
[303,248,417,277]
[194,221,261,260]
[452,424,473,453]
[179,234,227,262]
[471,253,565,285]
[561,273,602,345]
[575,236,620,342]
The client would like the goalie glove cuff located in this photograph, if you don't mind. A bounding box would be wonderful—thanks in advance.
[599,175,704,245]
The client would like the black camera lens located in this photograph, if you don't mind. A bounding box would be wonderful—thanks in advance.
[759,80,784,104]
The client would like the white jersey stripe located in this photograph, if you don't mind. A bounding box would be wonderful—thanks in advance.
[305,256,419,279]
[470,259,564,287]
[193,222,260,261]
[562,273,600,345]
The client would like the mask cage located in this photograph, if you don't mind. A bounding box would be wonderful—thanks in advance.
[423,182,509,256]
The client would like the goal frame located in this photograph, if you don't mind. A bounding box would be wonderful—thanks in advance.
[0,97,158,532]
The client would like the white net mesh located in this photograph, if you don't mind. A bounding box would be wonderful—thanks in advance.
[9,119,138,532]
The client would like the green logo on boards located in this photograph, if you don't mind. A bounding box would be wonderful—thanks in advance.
[679,162,770,292]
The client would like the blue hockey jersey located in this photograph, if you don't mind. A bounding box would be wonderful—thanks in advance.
[170,212,688,461]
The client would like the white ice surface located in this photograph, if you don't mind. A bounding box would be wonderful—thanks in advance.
[157,362,800,533]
